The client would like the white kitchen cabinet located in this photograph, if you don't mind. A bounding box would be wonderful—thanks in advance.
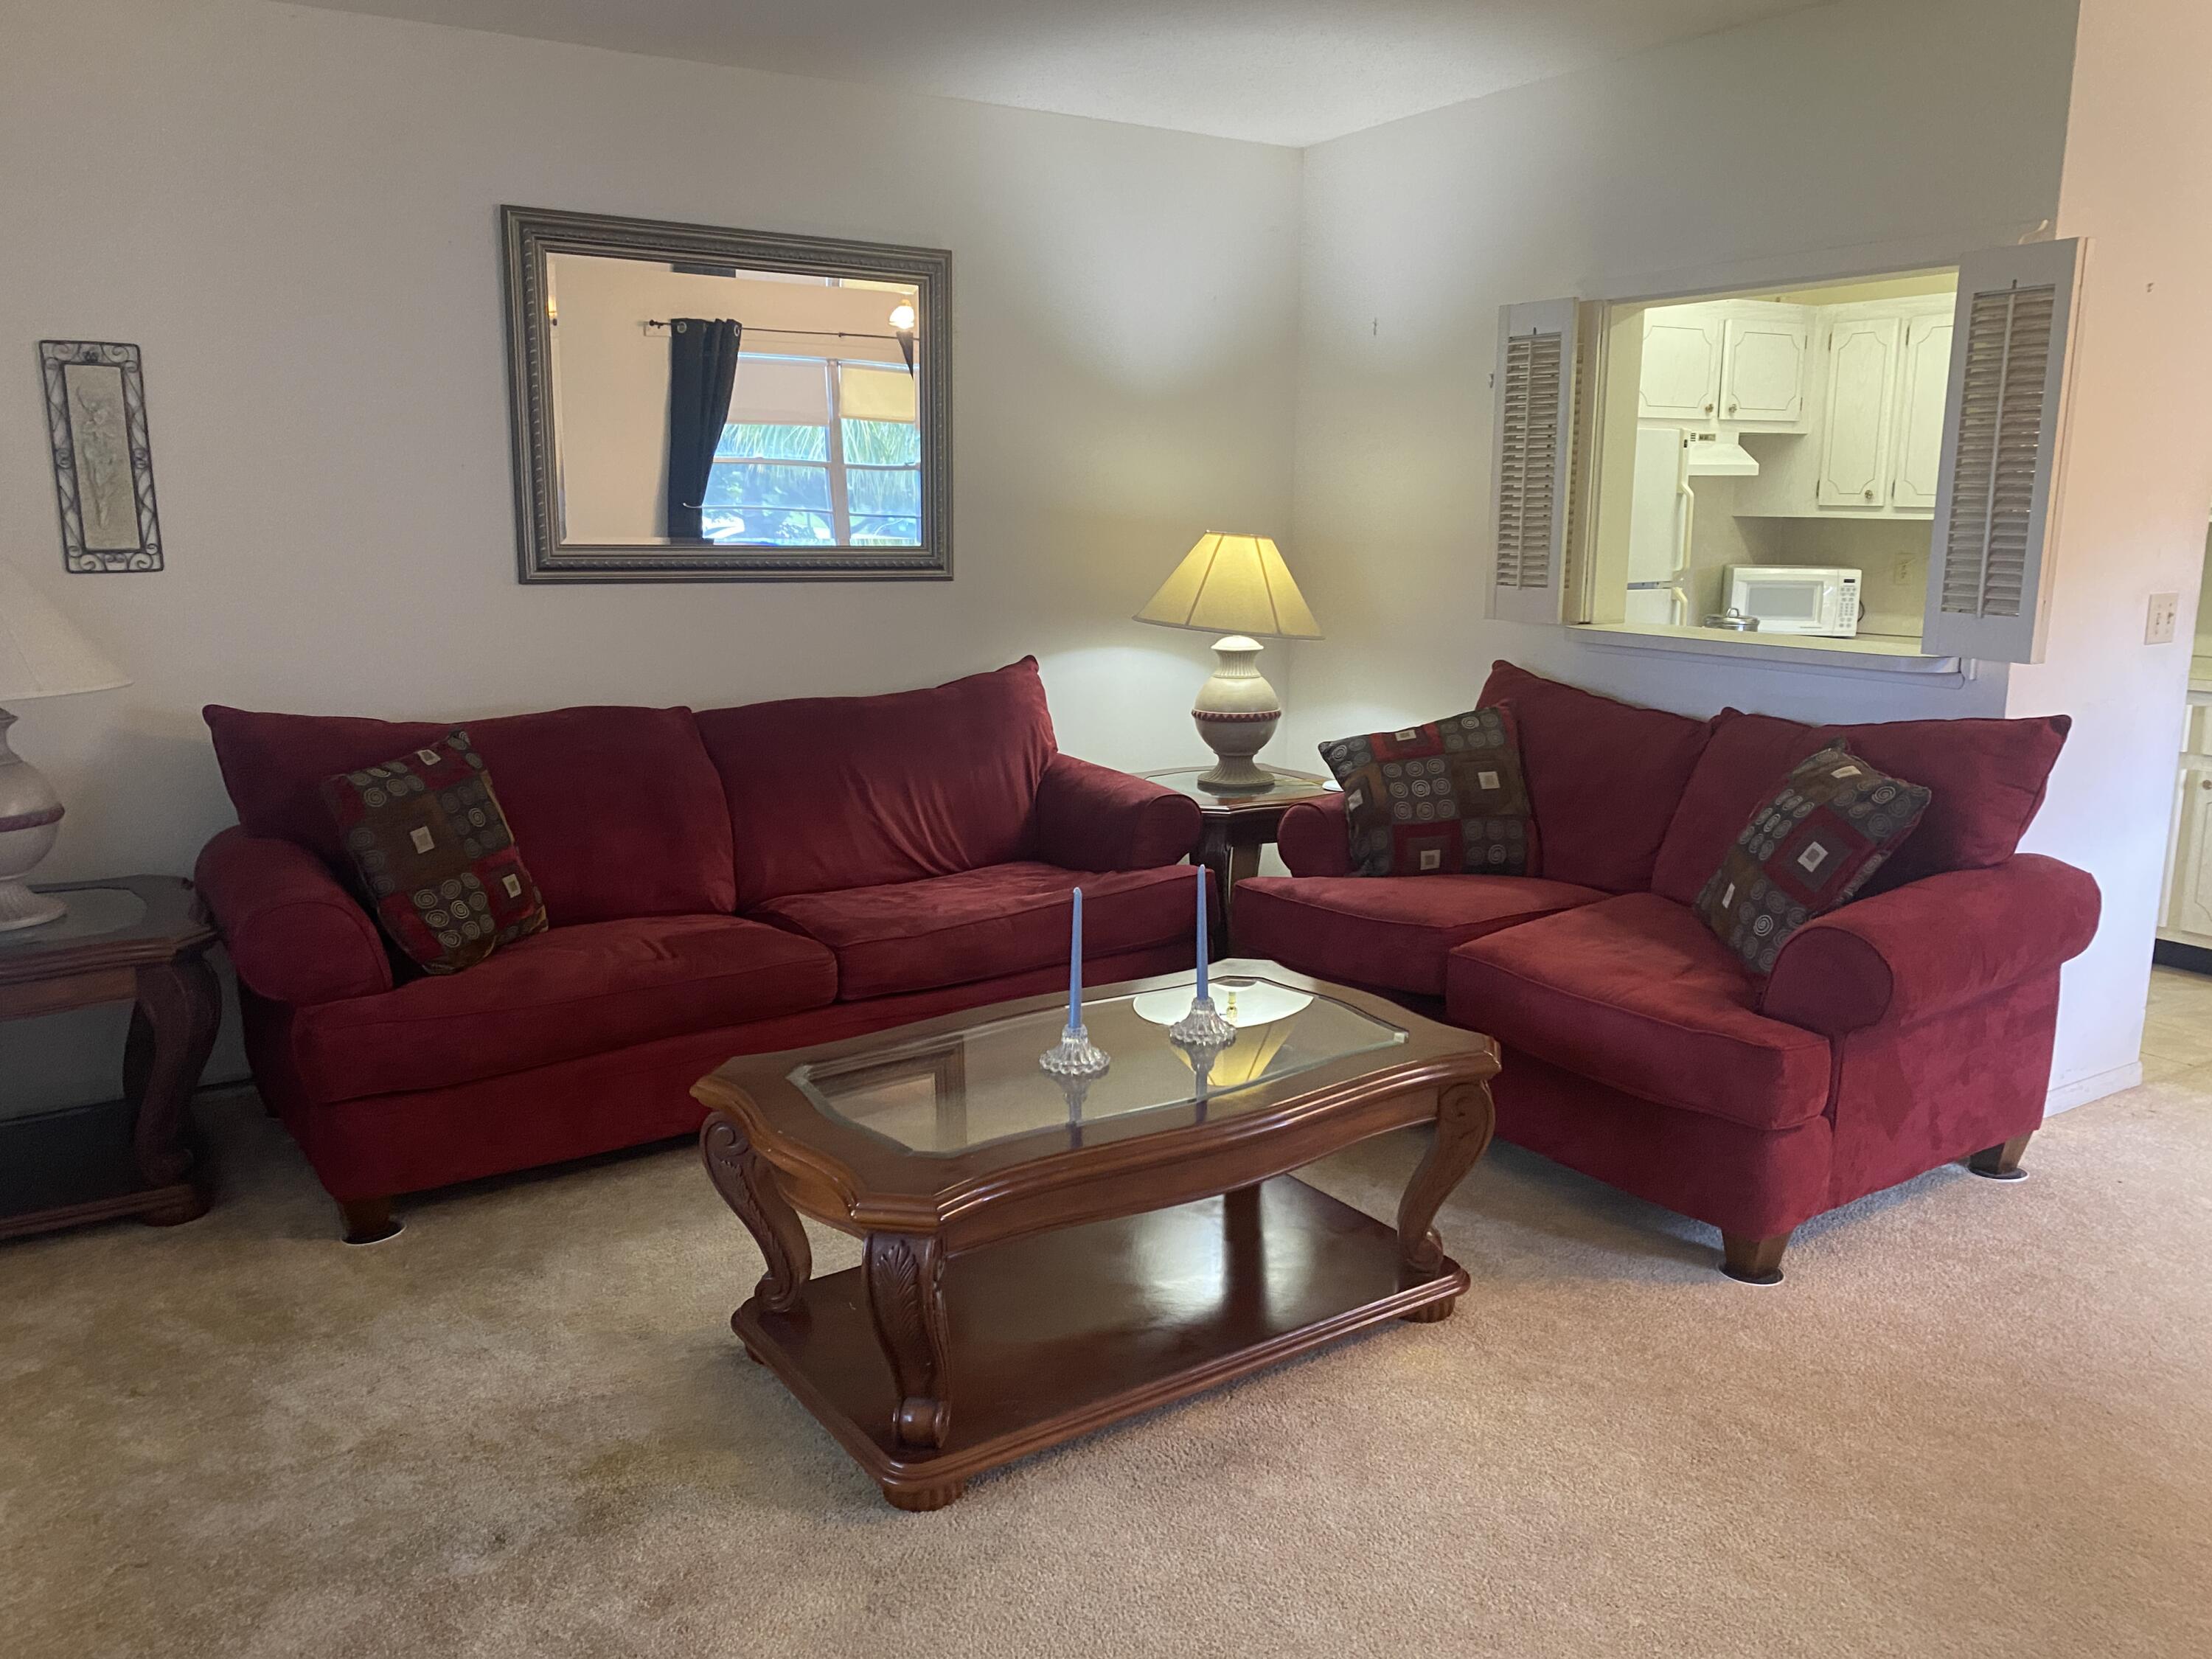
[1639,307,1725,425]
[2163,759,2212,944]
[2157,706,2212,945]
[1720,312,1812,429]
[1890,308,1954,510]
[1815,314,1900,507]
[1640,301,1813,434]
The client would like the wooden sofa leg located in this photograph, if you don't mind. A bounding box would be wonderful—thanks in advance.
[338,1196,401,1245]
[1720,1230,1792,1285]
[1966,1133,2033,1181]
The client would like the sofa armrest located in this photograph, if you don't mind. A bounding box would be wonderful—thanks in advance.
[1762,855,2099,1037]
[1032,754,1204,872]
[195,826,393,1006]
[1278,796,1354,877]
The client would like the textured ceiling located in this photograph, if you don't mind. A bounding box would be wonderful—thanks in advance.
[290,0,1828,147]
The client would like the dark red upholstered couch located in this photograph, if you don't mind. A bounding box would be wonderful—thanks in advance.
[193,659,1205,1239]
[1234,661,2099,1281]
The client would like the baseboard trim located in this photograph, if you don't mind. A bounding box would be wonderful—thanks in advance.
[2045,1060,2143,1115]
[2152,938,2212,973]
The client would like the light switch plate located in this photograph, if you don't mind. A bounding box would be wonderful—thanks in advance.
[2147,592,2181,644]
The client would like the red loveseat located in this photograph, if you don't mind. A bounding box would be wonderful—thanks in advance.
[1234,662,2099,1282]
[192,659,1205,1240]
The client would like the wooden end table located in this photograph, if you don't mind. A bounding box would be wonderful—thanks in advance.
[693,960,1497,1510]
[0,877,222,1241]
[1143,766,1335,929]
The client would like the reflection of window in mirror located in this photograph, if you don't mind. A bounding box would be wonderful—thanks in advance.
[544,254,921,549]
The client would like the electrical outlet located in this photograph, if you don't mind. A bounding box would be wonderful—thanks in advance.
[2146,592,2181,645]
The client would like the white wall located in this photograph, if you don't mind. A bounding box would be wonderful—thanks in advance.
[1287,0,2077,742]
[0,0,1303,1110]
[1281,0,2159,1102]
[2006,0,2212,1105]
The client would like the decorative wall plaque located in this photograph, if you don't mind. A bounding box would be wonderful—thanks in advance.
[39,341,164,573]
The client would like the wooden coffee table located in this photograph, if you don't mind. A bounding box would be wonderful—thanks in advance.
[692,960,1498,1510]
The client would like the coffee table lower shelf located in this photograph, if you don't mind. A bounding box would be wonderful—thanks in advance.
[733,1174,1469,1510]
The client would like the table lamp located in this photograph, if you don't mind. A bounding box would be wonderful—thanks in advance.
[0,559,131,931]
[1135,533,1321,793]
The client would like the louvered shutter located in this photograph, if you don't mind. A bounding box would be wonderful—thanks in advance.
[1492,299,1579,625]
[1921,240,2084,662]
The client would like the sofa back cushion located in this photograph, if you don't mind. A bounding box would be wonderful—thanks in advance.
[1653,708,2070,902]
[1477,661,1712,892]
[1651,712,1832,905]
[1839,714,2069,891]
[205,704,737,925]
[695,658,1058,905]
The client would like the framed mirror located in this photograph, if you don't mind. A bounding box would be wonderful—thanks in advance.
[500,206,951,583]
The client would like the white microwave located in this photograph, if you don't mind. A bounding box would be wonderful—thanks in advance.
[1725,566,1862,637]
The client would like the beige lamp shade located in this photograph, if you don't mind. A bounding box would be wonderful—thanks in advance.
[0,558,131,702]
[1135,534,1321,640]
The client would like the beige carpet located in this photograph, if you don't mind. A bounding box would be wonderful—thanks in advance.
[7,1057,2212,1658]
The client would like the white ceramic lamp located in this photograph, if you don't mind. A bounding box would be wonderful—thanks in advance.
[1135,533,1321,793]
[0,560,130,931]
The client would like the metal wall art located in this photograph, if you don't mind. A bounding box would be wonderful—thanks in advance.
[39,341,164,573]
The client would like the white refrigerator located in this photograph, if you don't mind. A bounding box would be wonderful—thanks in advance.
[1626,426,1693,627]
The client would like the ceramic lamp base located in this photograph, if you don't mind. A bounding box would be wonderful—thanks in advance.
[1192,636,1282,794]
[0,709,67,933]
[0,879,66,933]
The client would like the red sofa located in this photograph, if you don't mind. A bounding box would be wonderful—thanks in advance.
[193,659,1205,1240]
[1234,661,2099,1282]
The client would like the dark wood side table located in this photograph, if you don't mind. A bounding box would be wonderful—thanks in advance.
[1144,765,1335,931]
[0,877,222,1242]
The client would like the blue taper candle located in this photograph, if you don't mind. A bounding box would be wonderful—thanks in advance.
[1195,865,1208,1001]
[1068,886,1083,1028]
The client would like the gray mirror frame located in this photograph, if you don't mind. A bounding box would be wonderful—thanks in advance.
[500,205,952,584]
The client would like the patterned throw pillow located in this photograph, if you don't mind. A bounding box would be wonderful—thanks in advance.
[322,729,549,975]
[1694,742,1931,975]
[1319,706,1538,877]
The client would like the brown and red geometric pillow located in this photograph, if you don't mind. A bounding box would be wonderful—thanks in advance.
[1693,742,1930,975]
[322,729,548,975]
[1318,705,1538,877]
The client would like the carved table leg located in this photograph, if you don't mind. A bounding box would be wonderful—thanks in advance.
[1197,824,1234,957]
[1395,1079,1497,1321]
[865,1231,952,1453]
[123,956,221,1225]
[700,1112,812,1313]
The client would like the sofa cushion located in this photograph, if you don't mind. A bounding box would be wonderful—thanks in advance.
[1446,893,1833,1130]
[1651,712,1834,905]
[206,704,737,926]
[1692,744,1932,976]
[1651,708,2070,902]
[1478,661,1711,893]
[753,860,1192,1001]
[1318,706,1537,877]
[324,730,549,974]
[697,658,1057,905]
[1840,714,2068,891]
[1234,874,1607,998]
[290,913,837,1105]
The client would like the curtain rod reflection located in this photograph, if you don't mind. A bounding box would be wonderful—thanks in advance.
[643,321,904,341]
[644,319,916,373]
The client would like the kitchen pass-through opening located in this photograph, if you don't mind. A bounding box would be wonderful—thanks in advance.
[1579,265,1961,658]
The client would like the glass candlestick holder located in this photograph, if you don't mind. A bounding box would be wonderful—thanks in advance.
[1040,1022,1110,1079]
[1167,995,1237,1049]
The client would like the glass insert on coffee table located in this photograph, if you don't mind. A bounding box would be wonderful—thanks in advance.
[692,961,1499,1511]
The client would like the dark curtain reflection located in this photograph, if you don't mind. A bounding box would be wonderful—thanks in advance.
[665,318,742,540]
